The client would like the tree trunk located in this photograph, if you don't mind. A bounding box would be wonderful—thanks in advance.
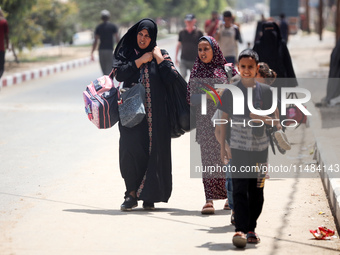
[336,0,340,42]
[11,44,19,64]
[319,0,323,41]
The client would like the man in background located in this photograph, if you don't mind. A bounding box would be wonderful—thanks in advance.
[279,13,289,43]
[175,14,203,80]
[204,11,220,37]
[215,11,242,65]
[91,10,119,75]
[254,13,266,43]
[0,7,9,79]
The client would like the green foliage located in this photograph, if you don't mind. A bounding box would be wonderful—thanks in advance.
[1,0,42,51]
[31,0,78,45]
[1,0,78,57]
[0,0,230,58]
[71,0,228,30]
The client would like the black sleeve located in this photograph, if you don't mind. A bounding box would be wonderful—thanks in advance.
[113,24,118,34]
[281,43,298,87]
[158,49,181,86]
[253,42,260,56]
[235,27,243,44]
[94,25,100,36]
[115,60,139,82]
[282,43,296,78]
[178,31,183,42]
[217,89,232,115]
[260,84,273,110]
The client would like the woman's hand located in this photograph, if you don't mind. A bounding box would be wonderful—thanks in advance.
[135,52,153,68]
[141,52,153,63]
[153,46,165,64]
[207,88,224,103]
[224,141,232,160]
[221,141,232,164]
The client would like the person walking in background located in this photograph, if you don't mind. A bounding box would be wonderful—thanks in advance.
[187,36,238,214]
[215,11,242,65]
[254,14,266,44]
[322,38,340,106]
[91,9,119,75]
[112,18,182,211]
[279,13,289,43]
[253,21,297,90]
[0,7,9,79]
[256,62,277,86]
[204,11,220,37]
[175,14,203,80]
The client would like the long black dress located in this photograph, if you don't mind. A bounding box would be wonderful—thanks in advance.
[113,19,181,203]
[253,22,297,88]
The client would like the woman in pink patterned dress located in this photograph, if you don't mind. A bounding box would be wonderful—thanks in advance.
[187,36,237,214]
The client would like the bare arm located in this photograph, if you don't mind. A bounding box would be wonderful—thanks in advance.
[135,52,153,68]
[218,111,232,163]
[5,34,9,50]
[91,35,99,61]
[115,33,119,46]
[152,46,165,64]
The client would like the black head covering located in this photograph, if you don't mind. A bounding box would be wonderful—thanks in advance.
[113,18,157,68]
[260,22,282,49]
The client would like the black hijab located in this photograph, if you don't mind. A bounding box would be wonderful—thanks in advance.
[259,22,282,55]
[113,18,157,68]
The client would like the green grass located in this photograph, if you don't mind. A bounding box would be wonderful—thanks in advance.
[18,55,62,63]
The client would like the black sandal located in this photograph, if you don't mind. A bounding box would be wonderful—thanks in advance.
[230,212,235,225]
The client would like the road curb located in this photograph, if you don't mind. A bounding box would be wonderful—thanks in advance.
[307,100,340,231]
[1,56,95,88]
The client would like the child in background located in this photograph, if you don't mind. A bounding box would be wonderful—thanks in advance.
[217,49,282,248]
[256,62,277,86]
[256,62,291,155]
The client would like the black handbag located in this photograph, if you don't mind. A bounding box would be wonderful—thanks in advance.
[118,69,146,128]
[165,74,191,138]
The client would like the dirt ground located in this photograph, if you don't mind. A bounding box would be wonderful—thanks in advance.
[4,45,92,76]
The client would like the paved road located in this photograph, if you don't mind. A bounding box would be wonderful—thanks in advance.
[1,23,340,254]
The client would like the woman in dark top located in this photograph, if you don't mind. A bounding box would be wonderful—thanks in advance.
[112,18,181,211]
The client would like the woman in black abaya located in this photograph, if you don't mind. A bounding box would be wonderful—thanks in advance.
[253,22,297,89]
[112,19,181,211]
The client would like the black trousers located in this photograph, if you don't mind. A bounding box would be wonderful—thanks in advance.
[231,148,268,233]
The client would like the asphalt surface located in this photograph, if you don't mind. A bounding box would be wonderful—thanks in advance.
[1,23,340,254]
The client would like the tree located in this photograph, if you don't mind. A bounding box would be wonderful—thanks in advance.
[0,0,42,62]
[71,0,228,31]
[30,0,78,45]
[1,0,78,62]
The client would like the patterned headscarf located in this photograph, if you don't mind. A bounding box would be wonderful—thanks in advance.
[188,36,229,97]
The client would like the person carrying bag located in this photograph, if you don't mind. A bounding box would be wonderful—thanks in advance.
[112,18,185,211]
[118,67,146,128]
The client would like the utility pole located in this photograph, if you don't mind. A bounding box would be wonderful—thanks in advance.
[336,0,340,42]
[306,0,310,33]
[318,0,323,41]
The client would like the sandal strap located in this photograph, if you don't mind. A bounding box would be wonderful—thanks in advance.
[203,202,214,209]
